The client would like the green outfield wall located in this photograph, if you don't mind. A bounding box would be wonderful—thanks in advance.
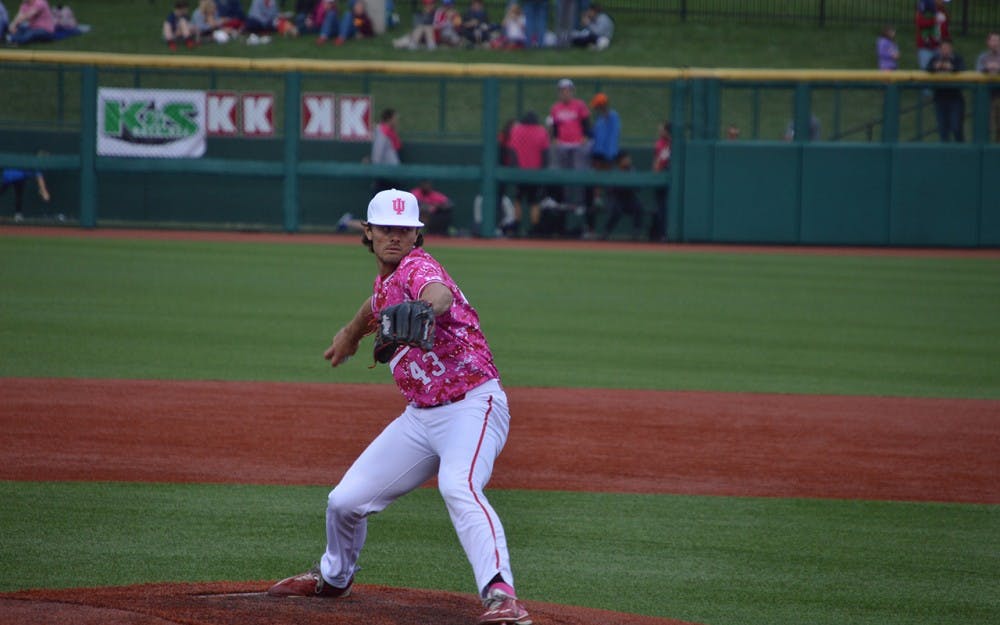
[681,141,1000,247]
[1,52,997,246]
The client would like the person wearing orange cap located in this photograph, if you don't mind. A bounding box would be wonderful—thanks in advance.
[587,91,620,233]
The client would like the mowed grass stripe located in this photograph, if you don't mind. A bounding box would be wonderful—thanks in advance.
[0,482,997,625]
[1,236,997,397]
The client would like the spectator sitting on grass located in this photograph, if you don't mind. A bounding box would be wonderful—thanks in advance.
[315,0,341,43]
[332,0,373,45]
[7,0,56,46]
[215,0,245,30]
[432,0,461,47]
[570,3,613,50]
[458,0,494,48]
[393,0,435,50]
[163,0,195,50]
[499,2,526,48]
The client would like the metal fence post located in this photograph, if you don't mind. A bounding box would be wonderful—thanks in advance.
[705,78,721,139]
[282,71,301,233]
[690,78,705,140]
[79,65,97,228]
[793,82,811,142]
[972,83,990,144]
[670,79,687,242]
[881,83,900,143]
[479,76,499,238]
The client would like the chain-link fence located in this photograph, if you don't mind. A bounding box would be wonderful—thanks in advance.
[2,55,998,243]
[466,0,996,33]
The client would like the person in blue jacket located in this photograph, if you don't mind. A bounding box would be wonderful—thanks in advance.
[2,166,51,222]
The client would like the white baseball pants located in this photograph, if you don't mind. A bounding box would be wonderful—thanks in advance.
[320,379,514,595]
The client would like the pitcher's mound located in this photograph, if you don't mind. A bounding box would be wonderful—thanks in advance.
[0,582,697,625]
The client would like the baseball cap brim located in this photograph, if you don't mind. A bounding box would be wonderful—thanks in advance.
[367,215,425,227]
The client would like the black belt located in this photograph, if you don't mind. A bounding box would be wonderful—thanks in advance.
[421,392,466,409]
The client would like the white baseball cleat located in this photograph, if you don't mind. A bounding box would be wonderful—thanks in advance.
[479,584,532,625]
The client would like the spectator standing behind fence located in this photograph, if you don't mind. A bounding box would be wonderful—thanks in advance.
[927,40,966,142]
[371,108,402,192]
[570,2,612,50]
[915,0,948,70]
[472,118,518,237]
[877,25,899,71]
[553,0,576,47]
[650,120,671,242]
[163,1,195,50]
[7,0,55,45]
[520,0,547,48]
[601,151,644,241]
[2,164,50,223]
[548,78,591,222]
[587,92,619,231]
[976,32,1000,142]
[784,113,821,141]
[509,110,550,236]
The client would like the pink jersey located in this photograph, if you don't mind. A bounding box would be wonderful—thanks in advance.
[19,0,56,32]
[653,136,672,171]
[371,248,499,407]
[410,187,451,211]
[549,98,589,145]
[509,122,550,169]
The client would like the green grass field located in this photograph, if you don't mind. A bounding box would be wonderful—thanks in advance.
[1,236,998,397]
[1,482,997,625]
[1,235,999,625]
[22,0,984,70]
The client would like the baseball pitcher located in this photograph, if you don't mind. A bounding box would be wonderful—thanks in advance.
[267,189,531,625]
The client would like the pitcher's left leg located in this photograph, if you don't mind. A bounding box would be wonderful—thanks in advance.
[431,384,515,594]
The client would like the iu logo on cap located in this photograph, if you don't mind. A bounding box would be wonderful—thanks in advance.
[392,197,406,215]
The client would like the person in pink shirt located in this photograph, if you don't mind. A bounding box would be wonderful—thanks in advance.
[547,78,591,224]
[410,179,454,235]
[7,0,55,45]
[267,189,531,625]
[509,110,550,235]
[650,120,672,242]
